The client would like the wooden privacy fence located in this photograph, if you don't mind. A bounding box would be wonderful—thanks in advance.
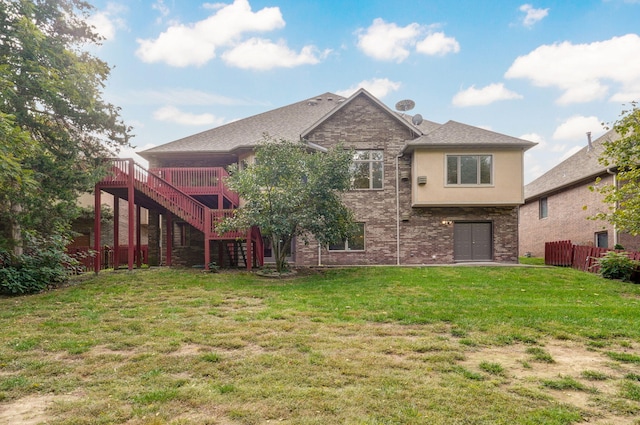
[67,245,149,273]
[545,240,640,274]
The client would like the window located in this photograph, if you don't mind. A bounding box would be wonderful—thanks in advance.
[329,223,365,251]
[539,197,548,219]
[446,155,492,185]
[596,231,608,248]
[351,150,383,189]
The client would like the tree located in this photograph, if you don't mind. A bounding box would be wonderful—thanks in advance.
[0,0,131,254]
[591,101,640,235]
[217,137,356,273]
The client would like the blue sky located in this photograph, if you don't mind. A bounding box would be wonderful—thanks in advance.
[87,0,640,183]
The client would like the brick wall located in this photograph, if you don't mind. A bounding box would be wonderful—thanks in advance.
[297,93,519,266]
[519,175,616,257]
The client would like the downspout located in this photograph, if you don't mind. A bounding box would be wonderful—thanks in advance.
[318,242,322,267]
[395,153,401,265]
[607,167,619,247]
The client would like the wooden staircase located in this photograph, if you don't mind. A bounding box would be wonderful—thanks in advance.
[95,158,263,270]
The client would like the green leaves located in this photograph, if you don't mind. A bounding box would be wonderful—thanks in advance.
[0,0,131,251]
[592,102,640,235]
[217,136,356,272]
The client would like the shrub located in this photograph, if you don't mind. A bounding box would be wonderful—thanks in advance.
[597,251,639,281]
[0,234,72,295]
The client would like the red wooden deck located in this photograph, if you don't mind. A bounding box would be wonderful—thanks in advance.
[94,158,263,272]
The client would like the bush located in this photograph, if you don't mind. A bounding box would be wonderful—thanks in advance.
[0,235,72,295]
[596,251,639,281]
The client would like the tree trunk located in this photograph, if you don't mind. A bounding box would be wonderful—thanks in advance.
[10,202,23,256]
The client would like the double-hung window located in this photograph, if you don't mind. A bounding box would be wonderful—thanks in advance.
[329,223,365,251]
[446,155,492,185]
[352,150,383,189]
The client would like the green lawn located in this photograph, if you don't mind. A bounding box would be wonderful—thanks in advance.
[1,265,640,424]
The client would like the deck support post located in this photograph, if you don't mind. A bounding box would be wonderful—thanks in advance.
[136,204,142,268]
[127,159,135,271]
[93,187,101,274]
[246,229,253,271]
[204,210,211,271]
[113,196,119,270]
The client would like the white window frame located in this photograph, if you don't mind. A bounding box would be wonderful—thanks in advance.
[328,223,365,252]
[351,150,384,190]
[445,154,493,186]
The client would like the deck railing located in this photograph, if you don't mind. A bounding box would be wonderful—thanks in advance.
[150,167,240,206]
[99,159,246,239]
[101,159,208,232]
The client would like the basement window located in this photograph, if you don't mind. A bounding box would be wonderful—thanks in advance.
[329,223,365,251]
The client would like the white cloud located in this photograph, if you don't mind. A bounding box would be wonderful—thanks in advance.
[452,83,523,106]
[519,132,545,144]
[87,3,127,41]
[356,19,459,62]
[152,0,170,24]
[416,32,460,56]
[356,18,421,62]
[552,115,603,141]
[221,38,329,70]
[519,4,549,28]
[335,78,402,99]
[505,34,640,104]
[136,0,285,67]
[118,143,157,168]
[153,106,226,126]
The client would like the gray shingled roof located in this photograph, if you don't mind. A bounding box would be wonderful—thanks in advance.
[139,91,527,161]
[402,120,537,153]
[524,129,620,200]
[139,92,347,158]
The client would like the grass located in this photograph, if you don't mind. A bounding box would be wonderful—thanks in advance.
[526,347,556,363]
[0,264,639,424]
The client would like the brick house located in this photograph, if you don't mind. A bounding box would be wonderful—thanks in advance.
[519,129,640,257]
[95,89,535,270]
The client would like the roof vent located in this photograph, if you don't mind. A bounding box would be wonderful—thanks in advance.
[327,97,333,101]
[308,100,317,106]
[316,97,322,101]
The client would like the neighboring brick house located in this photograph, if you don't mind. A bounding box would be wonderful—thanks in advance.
[519,129,640,258]
[96,89,535,269]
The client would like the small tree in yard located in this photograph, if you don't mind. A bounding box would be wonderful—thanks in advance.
[591,102,640,235]
[217,137,356,273]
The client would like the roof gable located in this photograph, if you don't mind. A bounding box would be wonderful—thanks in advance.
[300,88,423,140]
